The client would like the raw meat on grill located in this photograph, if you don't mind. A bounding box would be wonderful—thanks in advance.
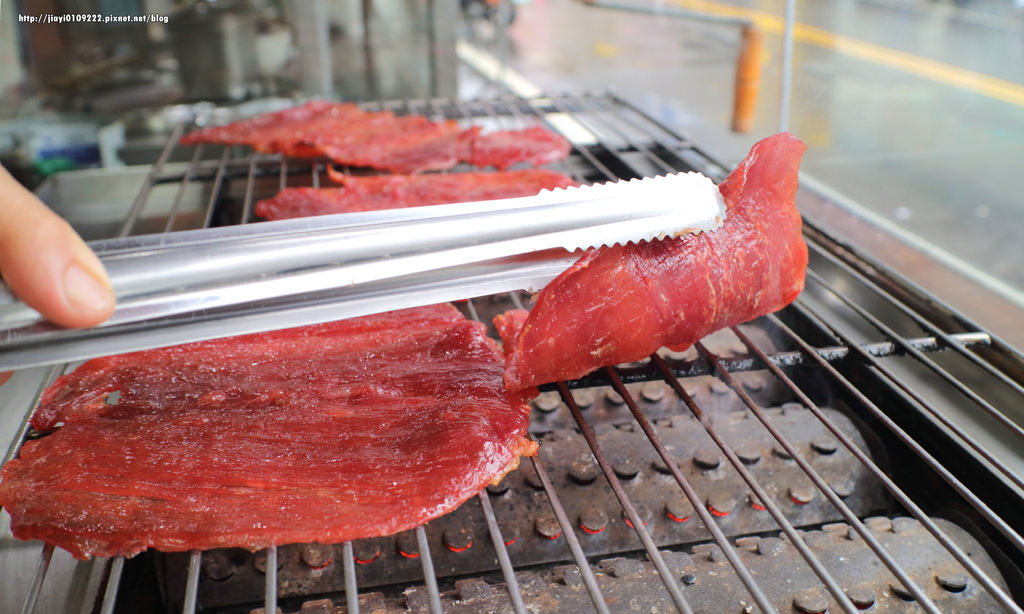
[497,132,808,390]
[255,169,579,220]
[180,100,572,173]
[0,304,537,560]
[468,126,573,170]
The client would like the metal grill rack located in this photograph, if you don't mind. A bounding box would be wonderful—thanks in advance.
[5,93,1024,614]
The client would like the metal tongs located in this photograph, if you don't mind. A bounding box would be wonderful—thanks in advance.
[0,173,726,370]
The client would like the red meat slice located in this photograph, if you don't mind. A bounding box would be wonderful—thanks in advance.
[497,133,808,390]
[469,127,574,170]
[0,304,537,560]
[179,101,572,173]
[255,169,579,220]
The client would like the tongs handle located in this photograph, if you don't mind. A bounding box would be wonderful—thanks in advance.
[0,172,724,370]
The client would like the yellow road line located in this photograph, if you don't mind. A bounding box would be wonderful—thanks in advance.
[670,0,1024,107]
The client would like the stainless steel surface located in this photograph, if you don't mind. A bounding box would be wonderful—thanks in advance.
[3,94,1023,614]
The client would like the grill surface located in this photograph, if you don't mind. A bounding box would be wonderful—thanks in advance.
[4,93,1024,614]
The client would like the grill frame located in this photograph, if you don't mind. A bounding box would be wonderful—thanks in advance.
[4,92,1024,614]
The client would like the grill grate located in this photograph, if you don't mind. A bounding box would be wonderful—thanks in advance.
[6,93,1024,614]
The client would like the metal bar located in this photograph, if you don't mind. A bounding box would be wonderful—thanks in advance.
[601,367,776,613]
[806,237,1024,408]
[693,344,941,613]
[477,492,528,614]
[538,98,628,180]
[738,321,1024,613]
[779,0,796,132]
[804,271,1024,491]
[554,331,991,391]
[279,156,288,193]
[575,97,677,174]
[119,122,185,237]
[770,310,1024,611]
[98,556,124,614]
[806,264,1024,443]
[18,543,54,614]
[182,550,201,614]
[241,153,259,224]
[581,0,751,26]
[3,365,61,465]
[655,349,868,613]
[264,546,277,614]
[343,541,359,614]
[528,455,611,614]
[201,148,231,229]
[789,300,1024,552]
[164,144,205,233]
[556,381,694,614]
[415,526,443,614]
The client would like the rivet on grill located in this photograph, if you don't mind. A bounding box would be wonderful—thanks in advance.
[829,479,855,499]
[793,588,829,613]
[456,578,494,600]
[443,527,473,552]
[533,393,561,413]
[641,382,665,403]
[741,376,765,392]
[574,389,596,408]
[865,516,893,533]
[789,485,815,505]
[891,583,916,601]
[202,551,235,581]
[710,380,730,395]
[525,470,545,490]
[681,573,697,586]
[756,537,785,556]
[651,455,673,474]
[736,445,762,465]
[501,526,519,547]
[396,532,420,559]
[612,457,639,480]
[772,444,793,460]
[535,515,562,540]
[252,548,284,573]
[486,478,510,496]
[301,543,334,570]
[748,493,767,512]
[936,572,969,593]
[665,496,693,523]
[579,507,608,534]
[845,585,876,610]
[811,438,839,455]
[891,517,917,534]
[352,541,380,564]
[568,459,599,485]
[692,447,721,470]
[623,504,652,529]
[707,494,737,517]
[605,389,625,405]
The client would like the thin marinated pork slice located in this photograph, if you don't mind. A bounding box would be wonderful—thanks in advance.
[179,101,572,173]
[255,169,579,220]
[0,304,537,560]
[497,133,808,390]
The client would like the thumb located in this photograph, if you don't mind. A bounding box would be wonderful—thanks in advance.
[0,166,115,328]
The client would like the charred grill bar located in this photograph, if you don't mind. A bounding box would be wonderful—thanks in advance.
[5,93,1024,614]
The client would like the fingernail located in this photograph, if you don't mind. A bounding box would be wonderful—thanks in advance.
[64,262,114,313]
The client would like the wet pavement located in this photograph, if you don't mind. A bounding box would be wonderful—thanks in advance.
[460,0,1024,307]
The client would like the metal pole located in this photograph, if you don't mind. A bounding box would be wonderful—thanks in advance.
[779,0,796,132]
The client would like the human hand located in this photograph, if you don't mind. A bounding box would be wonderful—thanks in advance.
[0,165,115,384]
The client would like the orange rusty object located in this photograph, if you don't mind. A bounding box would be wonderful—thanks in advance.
[731,24,764,134]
